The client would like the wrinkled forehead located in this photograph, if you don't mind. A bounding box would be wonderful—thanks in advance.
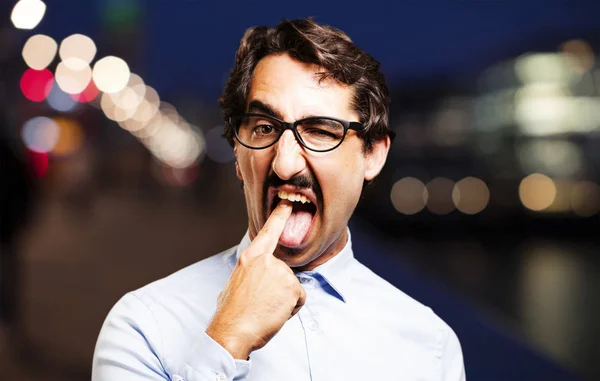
[246,54,357,121]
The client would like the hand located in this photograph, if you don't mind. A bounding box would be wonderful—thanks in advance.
[205,200,307,359]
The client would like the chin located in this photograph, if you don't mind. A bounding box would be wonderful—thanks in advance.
[274,245,318,268]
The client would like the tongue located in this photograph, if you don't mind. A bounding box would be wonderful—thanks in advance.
[279,206,313,247]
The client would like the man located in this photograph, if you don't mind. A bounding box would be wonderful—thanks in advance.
[92,18,465,381]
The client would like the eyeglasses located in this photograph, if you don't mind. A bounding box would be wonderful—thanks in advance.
[230,113,365,152]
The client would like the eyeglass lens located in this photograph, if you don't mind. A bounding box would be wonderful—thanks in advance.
[236,115,345,151]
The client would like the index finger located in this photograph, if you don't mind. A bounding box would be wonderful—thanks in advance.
[249,200,292,255]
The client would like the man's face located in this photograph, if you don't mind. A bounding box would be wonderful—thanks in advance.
[234,53,389,270]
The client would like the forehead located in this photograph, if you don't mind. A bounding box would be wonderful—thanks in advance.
[246,54,356,120]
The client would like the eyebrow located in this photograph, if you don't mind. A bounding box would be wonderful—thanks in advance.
[247,100,284,120]
[246,100,329,121]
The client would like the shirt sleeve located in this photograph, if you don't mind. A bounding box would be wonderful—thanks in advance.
[92,292,252,381]
[440,325,466,381]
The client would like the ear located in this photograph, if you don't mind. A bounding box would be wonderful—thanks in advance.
[364,136,391,181]
[234,145,243,181]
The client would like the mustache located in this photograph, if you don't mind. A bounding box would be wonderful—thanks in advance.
[267,172,316,190]
[263,172,322,210]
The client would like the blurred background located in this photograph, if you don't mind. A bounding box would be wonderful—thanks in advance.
[1,1,599,380]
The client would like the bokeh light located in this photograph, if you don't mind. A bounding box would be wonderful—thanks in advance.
[104,74,146,123]
[130,113,162,138]
[570,181,600,217]
[159,102,181,124]
[20,68,53,102]
[390,177,428,215]
[118,116,145,132]
[101,91,137,122]
[55,58,92,94]
[100,92,121,121]
[21,116,59,153]
[519,173,557,211]
[518,140,583,178]
[545,179,571,213]
[131,86,160,122]
[47,83,78,112]
[142,117,204,169]
[70,79,99,103]
[120,85,160,131]
[27,150,49,178]
[92,56,130,93]
[514,53,576,85]
[205,125,235,163]
[514,83,571,136]
[51,117,84,156]
[59,34,96,64]
[11,0,46,30]
[426,177,456,215]
[561,40,594,73]
[452,177,490,215]
[22,34,57,70]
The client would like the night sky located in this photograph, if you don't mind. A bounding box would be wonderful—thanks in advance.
[19,0,600,97]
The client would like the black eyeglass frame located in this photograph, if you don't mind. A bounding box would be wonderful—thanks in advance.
[230,113,365,153]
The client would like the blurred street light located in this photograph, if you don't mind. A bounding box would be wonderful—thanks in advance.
[391,177,428,215]
[92,56,131,93]
[55,58,93,94]
[21,116,59,153]
[520,173,557,212]
[11,0,46,30]
[59,34,97,64]
[22,34,57,70]
[452,177,490,215]
[20,68,53,102]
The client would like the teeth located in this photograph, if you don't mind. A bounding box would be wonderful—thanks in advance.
[278,190,311,204]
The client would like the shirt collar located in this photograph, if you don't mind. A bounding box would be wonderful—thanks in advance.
[230,229,355,303]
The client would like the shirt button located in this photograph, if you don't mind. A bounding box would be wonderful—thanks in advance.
[308,320,319,331]
[299,277,310,284]
[216,374,227,381]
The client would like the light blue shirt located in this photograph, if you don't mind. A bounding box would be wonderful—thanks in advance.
[92,230,465,381]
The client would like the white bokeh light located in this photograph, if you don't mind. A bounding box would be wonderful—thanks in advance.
[92,56,131,93]
[55,58,92,94]
[22,34,57,70]
[11,0,46,30]
[59,34,97,64]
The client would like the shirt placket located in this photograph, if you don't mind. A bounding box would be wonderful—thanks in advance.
[297,275,329,381]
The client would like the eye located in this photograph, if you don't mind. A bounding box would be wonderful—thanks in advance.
[253,124,277,135]
[303,128,337,138]
[298,119,344,140]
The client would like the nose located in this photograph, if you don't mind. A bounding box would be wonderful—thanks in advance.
[272,129,306,180]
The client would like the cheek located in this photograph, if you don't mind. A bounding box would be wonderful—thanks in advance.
[238,152,270,190]
[318,154,365,208]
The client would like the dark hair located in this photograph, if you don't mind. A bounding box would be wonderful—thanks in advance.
[219,18,394,153]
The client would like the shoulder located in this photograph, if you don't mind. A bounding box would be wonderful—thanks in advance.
[349,259,458,350]
[132,245,236,306]
[104,245,238,335]
[95,245,239,375]
[349,259,432,314]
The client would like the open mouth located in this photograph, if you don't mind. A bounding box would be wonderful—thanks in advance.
[270,189,318,248]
